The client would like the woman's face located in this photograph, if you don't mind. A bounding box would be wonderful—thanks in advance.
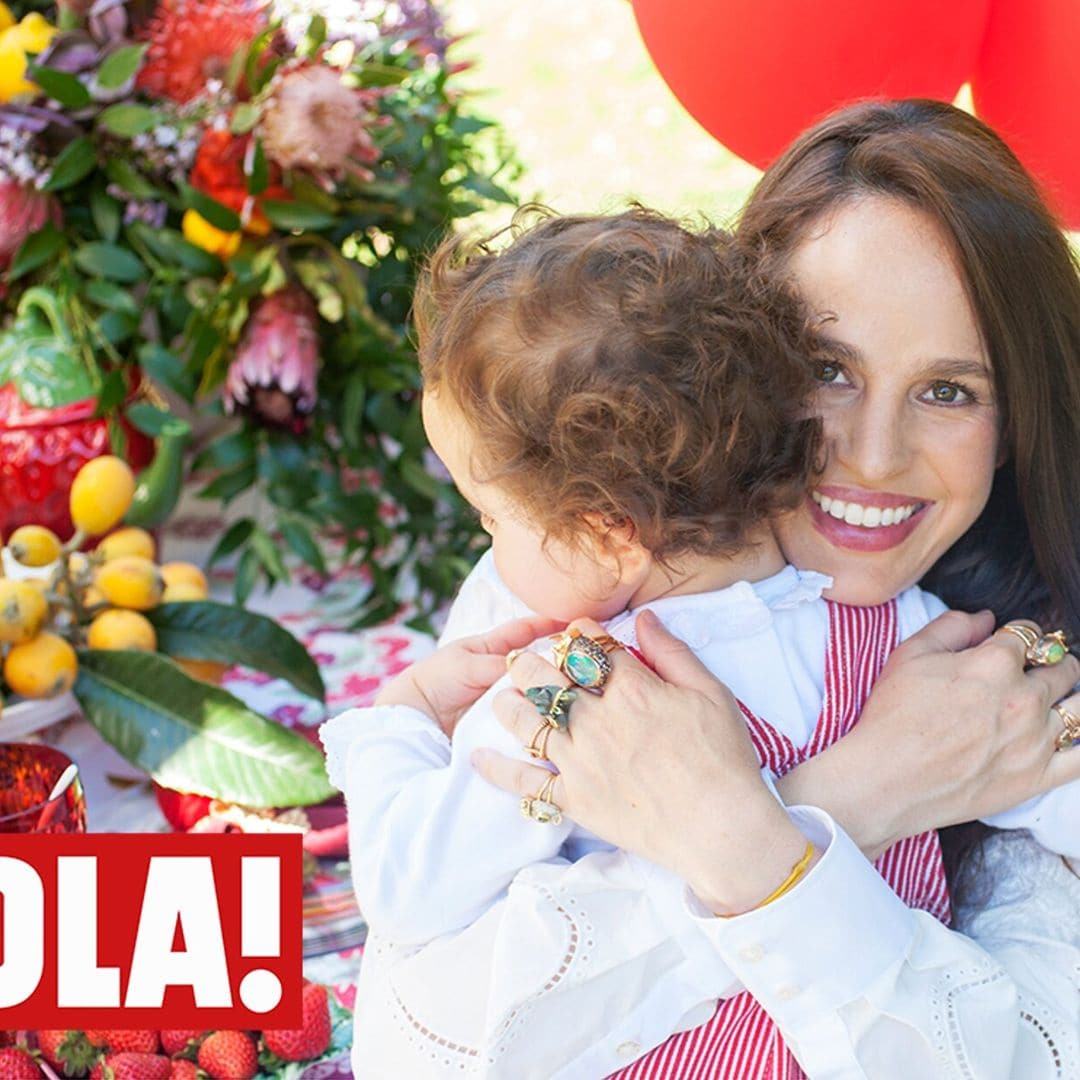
[774,195,1002,606]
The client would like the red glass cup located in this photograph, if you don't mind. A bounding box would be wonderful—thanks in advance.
[0,743,86,833]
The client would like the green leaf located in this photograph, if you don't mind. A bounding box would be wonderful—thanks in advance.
[299,12,327,56]
[97,310,135,345]
[129,223,222,276]
[42,137,96,192]
[249,526,288,583]
[75,649,333,806]
[231,101,260,135]
[148,600,325,701]
[192,430,255,473]
[137,343,196,401]
[73,242,146,283]
[400,456,440,500]
[7,224,64,282]
[235,546,260,604]
[281,518,327,576]
[93,368,127,416]
[181,182,241,232]
[198,462,256,502]
[99,103,160,137]
[125,401,181,437]
[261,200,336,231]
[97,43,148,89]
[105,158,160,199]
[84,278,139,317]
[246,137,268,196]
[28,64,91,107]
[89,187,121,243]
[208,518,254,565]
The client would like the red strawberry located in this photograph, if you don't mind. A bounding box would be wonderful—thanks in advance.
[169,1061,199,1080]
[159,1030,201,1057]
[153,784,212,831]
[83,1031,159,1055]
[0,1046,42,1078]
[90,1053,171,1080]
[263,980,331,1062]
[197,1031,257,1080]
[35,1030,97,1077]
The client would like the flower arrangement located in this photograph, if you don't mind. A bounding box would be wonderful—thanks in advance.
[0,0,515,626]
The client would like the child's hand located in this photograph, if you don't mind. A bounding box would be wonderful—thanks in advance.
[375,615,564,737]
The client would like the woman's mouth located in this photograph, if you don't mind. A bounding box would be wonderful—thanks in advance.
[808,488,929,551]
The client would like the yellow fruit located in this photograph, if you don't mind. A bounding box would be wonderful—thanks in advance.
[69,455,136,535]
[161,562,208,592]
[95,556,163,611]
[174,657,229,684]
[182,209,241,258]
[4,631,77,698]
[7,524,62,567]
[161,581,208,603]
[87,609,157,652]
[97,526,156,563]
[0,579,47,644]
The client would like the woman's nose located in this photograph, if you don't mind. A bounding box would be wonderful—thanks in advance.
[831,399,912,483]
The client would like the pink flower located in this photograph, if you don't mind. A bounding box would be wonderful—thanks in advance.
[224,285,320,430]
[0,180,60,270]
[259,63,381,181]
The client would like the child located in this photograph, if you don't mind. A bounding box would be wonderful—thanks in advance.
[321,206,961,951]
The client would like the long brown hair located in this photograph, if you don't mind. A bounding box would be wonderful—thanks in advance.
[738,99,1080,641]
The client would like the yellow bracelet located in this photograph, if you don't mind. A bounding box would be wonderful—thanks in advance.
[717,840,816,919]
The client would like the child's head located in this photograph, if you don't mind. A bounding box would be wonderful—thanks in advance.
[416,207,822,620]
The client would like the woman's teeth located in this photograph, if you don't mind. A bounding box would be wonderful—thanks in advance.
[811,491,920,528]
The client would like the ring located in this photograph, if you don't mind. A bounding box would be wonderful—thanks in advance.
[550,629,623,693]
[520,773,562,824]
[506,647,528,672]
[1053,702,1080,752]
[524,685,578,730]
[525,720,553,761]
[999,623,1070,667]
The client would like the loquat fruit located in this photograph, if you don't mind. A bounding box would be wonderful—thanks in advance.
[4,631,77,698]
[96,526,156,563]
[87,609,157,652]
[7,524,62,567]
[160,562,208,593]
[95,556,163,611]
[0,579,47,644]
[162,581,208,603]
[69,455,136,536]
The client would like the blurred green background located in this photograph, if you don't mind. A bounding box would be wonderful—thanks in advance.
[445,0,761,224]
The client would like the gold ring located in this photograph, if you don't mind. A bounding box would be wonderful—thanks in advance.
[520,772,562,824]
[1053,702,1080,752]
[999,623,1070,667]
[524,685,578,730]
[525,720,553,761]
[506,647,528,672]
[550,628,623,693]
[998,623,1040,651]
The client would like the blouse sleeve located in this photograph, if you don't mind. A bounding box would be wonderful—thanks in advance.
[348,805,1074,1079]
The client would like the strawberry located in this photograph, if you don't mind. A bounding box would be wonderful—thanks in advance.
[262,980,331,1062]
[169,1061,199,1080]
[83,1031,159,1055]
[197,1031,257,1080]
[153,784,212,831]
[0,1046,42,1078]
[35,1030,97,1077]
[90,1053,171,1080]
[159,1030,201,1057]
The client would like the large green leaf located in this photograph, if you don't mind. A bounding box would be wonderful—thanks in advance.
[147,601,325,702]
[75,650,334,807]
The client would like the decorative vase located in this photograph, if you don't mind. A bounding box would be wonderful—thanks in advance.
[0,383,153,540]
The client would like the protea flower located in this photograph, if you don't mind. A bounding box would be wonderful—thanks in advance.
[259,63,380,180]
[224,285,320,431]
[136,0,266,104]
[189,128,289,233]
[0,180,60,271]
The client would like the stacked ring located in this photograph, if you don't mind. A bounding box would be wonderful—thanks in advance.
[998,624,1070,667]
[520,773,562,824]
[526,720,553,761]
[1053,702,1080,752]
[524,685,578,730]
[505,647,528,672]
[551,628,623,693]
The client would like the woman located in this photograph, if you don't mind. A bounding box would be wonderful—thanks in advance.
[338,101,1080,1077]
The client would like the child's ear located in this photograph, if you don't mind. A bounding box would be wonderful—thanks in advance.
[581,513,648,575]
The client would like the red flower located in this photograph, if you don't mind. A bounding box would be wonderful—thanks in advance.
[0,180,60,271]
[136,0,267,105]
[189,128,288,233]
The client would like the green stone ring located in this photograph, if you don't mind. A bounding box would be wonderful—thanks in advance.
[524,685,578,730]
[550,628,622,693]
[1030,630,1069,667]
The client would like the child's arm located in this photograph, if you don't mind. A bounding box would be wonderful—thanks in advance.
[320,621,569,945]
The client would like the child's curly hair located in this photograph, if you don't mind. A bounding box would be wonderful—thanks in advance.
[415,206,824,562]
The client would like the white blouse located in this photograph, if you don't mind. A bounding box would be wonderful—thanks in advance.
[325,553,1080,1077]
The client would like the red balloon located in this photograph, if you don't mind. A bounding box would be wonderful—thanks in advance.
[631,0,989,169]
[972,0,1080,229]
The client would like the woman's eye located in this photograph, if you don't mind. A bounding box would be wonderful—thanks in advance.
[922,381,973,405]
[813,361,848,385]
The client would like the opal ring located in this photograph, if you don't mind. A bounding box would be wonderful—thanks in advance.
[520,773,562,824]
[550,629,623,693]
[999,624,1069,667]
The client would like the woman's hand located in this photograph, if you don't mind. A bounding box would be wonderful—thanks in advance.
[475,612,811,916]
[375,615,563,737]
[776,610,1080,857]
